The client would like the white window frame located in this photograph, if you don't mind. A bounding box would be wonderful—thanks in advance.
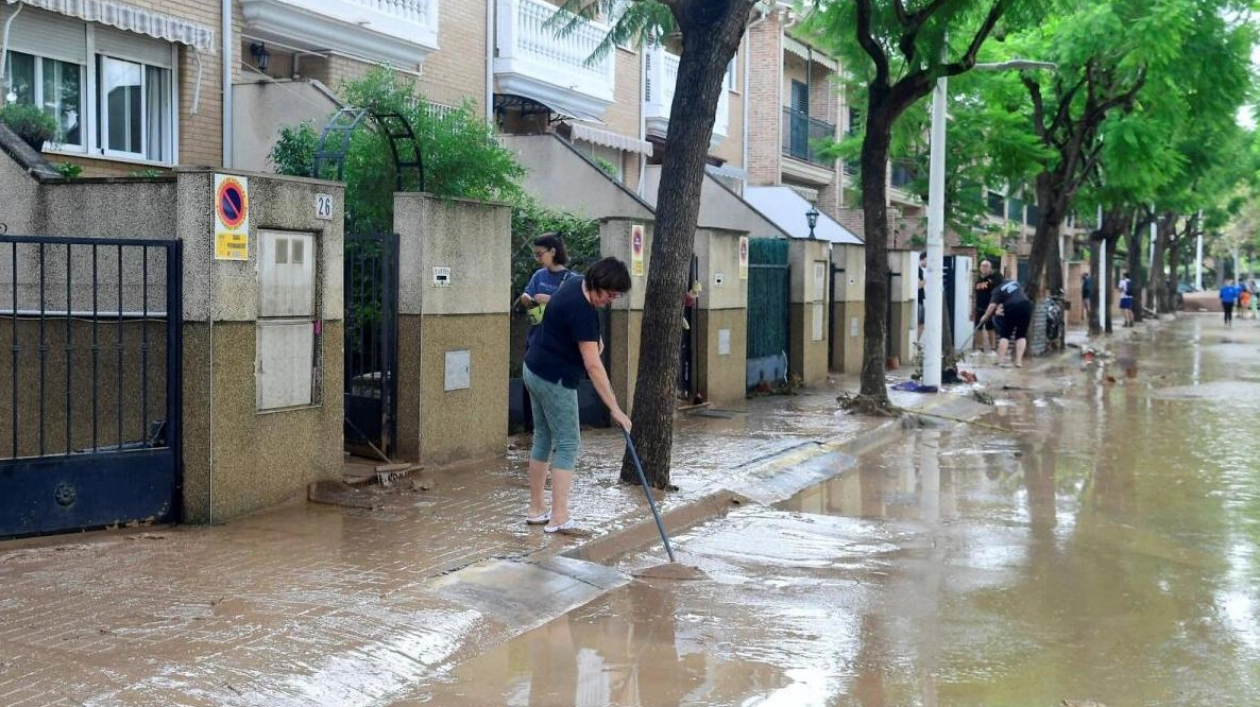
[726,54,737,91]
[15,23,180,166]
[3,51,87,152]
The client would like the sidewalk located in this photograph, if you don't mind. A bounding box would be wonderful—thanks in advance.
[0,355,1054,707]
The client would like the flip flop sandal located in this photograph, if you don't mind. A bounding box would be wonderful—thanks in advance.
[525,510,551,525]
[544,519,592,537]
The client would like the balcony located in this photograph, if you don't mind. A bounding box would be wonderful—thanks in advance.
[643,46,729,147]
[241,0,439,68]
[781,106,834,166]
[495,0,616,122]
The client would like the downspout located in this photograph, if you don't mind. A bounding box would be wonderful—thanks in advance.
[485,0,494,122]
[221,0,232,167]
[637,45,646,198]
[1,3,24,103]
[743,6,770,190]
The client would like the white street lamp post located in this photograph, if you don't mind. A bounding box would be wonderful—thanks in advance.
[923,59,1055,389]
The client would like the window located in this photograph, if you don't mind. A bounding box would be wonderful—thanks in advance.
[3,51,85,149]
[3,11,176,164]
[98,57,172,161]
[790,80,809,115]
[726,55,737,91]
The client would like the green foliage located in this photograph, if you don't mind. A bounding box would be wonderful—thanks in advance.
[551,1,675,61]
[129,168,165,178]
[53,162,81,179]
[269,66,525,233]
[592,156,618,178]
[0,103,58,151]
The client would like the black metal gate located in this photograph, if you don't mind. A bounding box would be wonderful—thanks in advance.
[0,235,183,538]
[746,238,791,390]
[344,232,400,456]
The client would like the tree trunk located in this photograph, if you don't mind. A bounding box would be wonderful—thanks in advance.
[858,116,894,402]
[1104,231,1121,334]
[1089,239,1102,336]
[620,0,751,488]
[1164,225,1182,313]
[1026,170,1069,300]
[1150,214,1171,314]
[1125,221,1143,323]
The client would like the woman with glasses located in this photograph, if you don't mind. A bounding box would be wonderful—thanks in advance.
[523,257,632,535]
[518,234,572,344]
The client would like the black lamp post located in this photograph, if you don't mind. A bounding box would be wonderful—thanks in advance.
[806,205,820,240]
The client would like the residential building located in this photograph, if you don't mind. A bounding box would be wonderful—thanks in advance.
[0,0,225,176]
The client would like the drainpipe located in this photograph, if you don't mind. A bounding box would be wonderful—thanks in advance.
[221,0,232,168]
[638,45,646,198]
[1,3,24,103]
[743,6,770,190]
[485,0,494,122]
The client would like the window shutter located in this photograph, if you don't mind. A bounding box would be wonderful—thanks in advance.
[95,26,172,69]
[790,80,809,115]
[4,8,87,65]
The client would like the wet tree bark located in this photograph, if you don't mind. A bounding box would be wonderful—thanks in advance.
[1125,217,1144,323]
[620,0,752,488]
[1088,239,1102,336]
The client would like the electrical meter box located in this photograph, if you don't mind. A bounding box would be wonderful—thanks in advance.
[257,230,317,410]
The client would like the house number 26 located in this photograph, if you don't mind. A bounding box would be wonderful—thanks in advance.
[315,194,334,221]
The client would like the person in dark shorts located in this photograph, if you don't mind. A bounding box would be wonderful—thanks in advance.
[979,278,1032,368]
[972,259,1001,353]
[1081,272,1092,324]
[1118,272,1134,327]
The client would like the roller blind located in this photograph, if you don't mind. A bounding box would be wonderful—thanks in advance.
[94,26,173,69]
[3,7,88,65]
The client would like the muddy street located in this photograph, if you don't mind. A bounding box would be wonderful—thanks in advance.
[402,316,1260,706]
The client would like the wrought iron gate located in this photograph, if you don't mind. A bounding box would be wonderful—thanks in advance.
[746,238,791,390]
[344,232,400,456]
[0,235,183,538]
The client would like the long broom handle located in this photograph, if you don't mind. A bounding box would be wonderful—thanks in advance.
[622,428,676,563]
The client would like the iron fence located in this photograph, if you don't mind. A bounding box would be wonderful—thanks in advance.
[781,107,835,166]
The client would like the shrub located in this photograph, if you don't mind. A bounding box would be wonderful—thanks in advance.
[0,103,57,151]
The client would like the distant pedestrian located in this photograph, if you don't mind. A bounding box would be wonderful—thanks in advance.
[917,253,927,341]
[1220,278,1241,326]
[522,257,632,535]
[1118,272,1134,328]
[1249,278,1259,319]
[979,278,1032,368]
[972,259,1001,353]
[1081,272,1093,324]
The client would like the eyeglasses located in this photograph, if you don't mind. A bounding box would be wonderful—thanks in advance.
[532,250,547,259]
[610,291,625,299]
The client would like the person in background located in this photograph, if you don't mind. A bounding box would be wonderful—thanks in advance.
[1220,278,1240,327]
[1118,272,1135,328]
[519,234,572,347]
[917,253,927,341]
[522,257,632,535]
[971,259,1001,354]
[1248,278,1259,319]
[1240,280,1253,320]
[1081,272,1093,325]
[979,277,1033,368]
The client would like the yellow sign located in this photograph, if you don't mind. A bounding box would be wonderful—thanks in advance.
[214,174,250,261]
[738,236,749,280]
[630,224,645,277]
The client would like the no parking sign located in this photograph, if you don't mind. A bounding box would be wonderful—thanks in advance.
[214,174,250,260]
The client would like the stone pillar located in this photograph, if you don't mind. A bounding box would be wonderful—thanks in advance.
[176,169,345,523]
[788,239,831,386]
[394,194,511,467]
[693,228,748,405]
[830,243,866,374]
[599,218,652,413]
[887,248,917,366]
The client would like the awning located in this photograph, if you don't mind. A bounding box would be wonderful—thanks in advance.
[4,0,217,52]
[783,36,838,72]
[570,123,653,157]
[743,186,863,245]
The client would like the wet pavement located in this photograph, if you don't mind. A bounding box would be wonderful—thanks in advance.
[401,316,1260,707]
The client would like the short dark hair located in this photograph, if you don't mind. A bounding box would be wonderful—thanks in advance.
[585,257,631,294]
[533,233,569,266]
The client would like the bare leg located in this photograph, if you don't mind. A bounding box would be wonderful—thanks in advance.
[528,459,549,517]
[997,337,1010,364]
[1015,337,1027,367]
[549,469,574,526]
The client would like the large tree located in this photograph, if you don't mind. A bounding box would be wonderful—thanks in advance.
[807,0,1039,410]
[560,0,753,487]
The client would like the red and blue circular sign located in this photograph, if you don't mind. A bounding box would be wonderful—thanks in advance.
[216,177,248,229]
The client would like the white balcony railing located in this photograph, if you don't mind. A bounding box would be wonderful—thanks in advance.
[241,0,440,67]
[644,45,729,147]
[495,0,616,119]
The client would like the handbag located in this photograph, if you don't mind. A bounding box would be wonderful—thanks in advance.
[526,271,571,326]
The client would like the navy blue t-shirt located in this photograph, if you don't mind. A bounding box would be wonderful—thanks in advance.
[990,280,1030,308]
[524,276,600,389]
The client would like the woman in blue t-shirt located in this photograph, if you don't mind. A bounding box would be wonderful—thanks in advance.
[522,258,632,535]
[518,234,573,348]
[1220,278,1241,326]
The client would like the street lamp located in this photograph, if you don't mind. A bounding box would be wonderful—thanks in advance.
[922,58,1054,390]
[806,205,820,240]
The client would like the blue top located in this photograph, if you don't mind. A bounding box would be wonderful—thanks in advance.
[525,267,571,300]
[524,276,601,389]
[1221,284,1242,304]
[990,280,1029,308]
